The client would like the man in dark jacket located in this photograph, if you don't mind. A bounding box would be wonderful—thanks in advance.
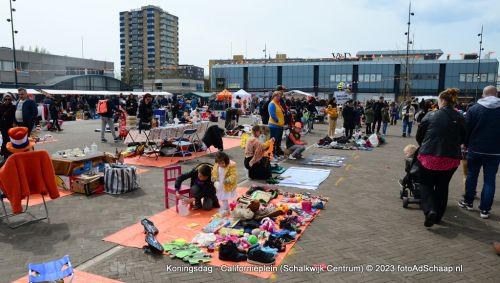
[459,86,500,219]
[372,96,385,134]
[14,88,38,136]
[125,94,138,116]
[342,100,355,139]
[100,97,119,142]
[0,93,16,157]
[175,164,219,210]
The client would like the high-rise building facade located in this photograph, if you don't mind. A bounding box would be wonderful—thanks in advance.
[120,5,179,89]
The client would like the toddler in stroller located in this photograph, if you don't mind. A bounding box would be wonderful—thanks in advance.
[399,144,421,208]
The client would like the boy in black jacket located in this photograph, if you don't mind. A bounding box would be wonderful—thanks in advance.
[175,164,220,211]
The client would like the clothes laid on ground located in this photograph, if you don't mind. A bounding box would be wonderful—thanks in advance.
[301,154,346,167]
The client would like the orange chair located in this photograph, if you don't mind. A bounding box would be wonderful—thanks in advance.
[163,166,191,212]
[0,151,60,228]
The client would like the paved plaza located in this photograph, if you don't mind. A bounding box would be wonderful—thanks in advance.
[1,118,499,282]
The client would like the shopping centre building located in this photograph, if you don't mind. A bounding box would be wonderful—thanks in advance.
[209,50,498,101]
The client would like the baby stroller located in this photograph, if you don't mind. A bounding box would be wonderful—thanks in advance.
[399,154,421,208]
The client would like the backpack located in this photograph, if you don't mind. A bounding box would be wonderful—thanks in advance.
[97,100,108,114]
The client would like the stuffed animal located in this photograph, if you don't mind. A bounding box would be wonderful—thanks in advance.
[260,217,276,233]
[231,203,254,221]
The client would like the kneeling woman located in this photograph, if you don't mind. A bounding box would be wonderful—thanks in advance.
[244,125,274,180]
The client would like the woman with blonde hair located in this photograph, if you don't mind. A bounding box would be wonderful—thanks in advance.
[414,88,466,227]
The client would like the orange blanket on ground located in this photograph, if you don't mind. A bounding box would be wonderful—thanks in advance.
[0,150,60,214]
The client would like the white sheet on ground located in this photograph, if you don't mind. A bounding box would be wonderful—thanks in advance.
[278,167,331,190]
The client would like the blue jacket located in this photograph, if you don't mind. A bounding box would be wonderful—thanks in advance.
[17,99,38,125]
[465,96,500,155]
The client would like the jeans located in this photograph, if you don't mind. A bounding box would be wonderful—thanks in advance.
[373,116,382,133]
[382,122,388,135]
[464,152,500,212]
[402,119,413,135]
[365,123,372,135]
[419,166,457,222]
[101,116,117,140]
[390,115,398,125]
[269,126,283,155]
[90,107,96,119]
[288,144,306,157]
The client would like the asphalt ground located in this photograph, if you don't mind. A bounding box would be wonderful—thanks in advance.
[0,117,499,282]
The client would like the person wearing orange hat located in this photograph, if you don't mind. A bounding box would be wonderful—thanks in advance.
[285,121,307,160]
[6,127,35,153]
[0,127,35,168]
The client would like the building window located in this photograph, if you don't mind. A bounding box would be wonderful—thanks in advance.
[15,61,29,70]
[147,19,154,24]
[0,60,14,71]
[488,73,496,82]
[459,74,466,82]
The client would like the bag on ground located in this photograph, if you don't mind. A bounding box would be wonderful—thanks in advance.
[104,164,139,194]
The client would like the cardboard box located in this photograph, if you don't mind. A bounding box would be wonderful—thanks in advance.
[71,175,103,195]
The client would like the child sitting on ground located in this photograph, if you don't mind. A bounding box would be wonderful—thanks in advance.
[175,164,220,211]
[212,151,238,215]
[285,122,308,160]
[399,144,418,188]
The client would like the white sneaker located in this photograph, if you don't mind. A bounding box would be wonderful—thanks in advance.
[480,210,490,219]
[288,155,296,160]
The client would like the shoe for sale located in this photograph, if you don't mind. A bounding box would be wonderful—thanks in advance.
[247,246,276,265]
[219,241,247,262]
[141,218,159,235]
[458,200,473,211]
[264,235,286,253]
[145,234,164,253]
[424,211,437,227]
[480,210,490,219]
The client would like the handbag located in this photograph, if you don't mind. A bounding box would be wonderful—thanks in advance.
[104,164,139,194]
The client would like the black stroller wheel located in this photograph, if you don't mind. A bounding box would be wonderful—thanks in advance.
[402,197,409,208]
[400,189,408,199]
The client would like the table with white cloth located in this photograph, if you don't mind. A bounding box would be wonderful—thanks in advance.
[124,121,210,144]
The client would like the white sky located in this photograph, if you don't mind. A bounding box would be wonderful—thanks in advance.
[0,0,498,77]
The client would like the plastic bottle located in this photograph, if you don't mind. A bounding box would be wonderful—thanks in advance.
[91,142,98,153]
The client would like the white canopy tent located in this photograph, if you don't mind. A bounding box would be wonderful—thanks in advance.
[39,89,173,97]
[285,90,314,98]
[231,89,252,108]
[0,88,42,95]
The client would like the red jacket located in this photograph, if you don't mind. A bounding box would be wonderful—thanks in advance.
[0,150,60,214]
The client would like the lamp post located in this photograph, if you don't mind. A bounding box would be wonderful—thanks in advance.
[475,25,484,102]
[263,44,267,95]
[7,0,19,88]
[403,1,414,102]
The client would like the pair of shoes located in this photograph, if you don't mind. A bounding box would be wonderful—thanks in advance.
[264,235,286,253]
[219,241,247,262]
[247,244,276,265]
[402,133,406,137]
[144,233,164,254]
[424,211,437,227]
[101,139,107,142]
[480,210,490,219]
[458,200,474,211]
[141,218,159,235]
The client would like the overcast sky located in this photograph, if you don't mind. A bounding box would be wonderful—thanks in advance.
[1,0,498,77]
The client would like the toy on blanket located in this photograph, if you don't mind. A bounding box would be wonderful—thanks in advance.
[231,203,254,221]
[202,216,230,233]
[191,232,216,247]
